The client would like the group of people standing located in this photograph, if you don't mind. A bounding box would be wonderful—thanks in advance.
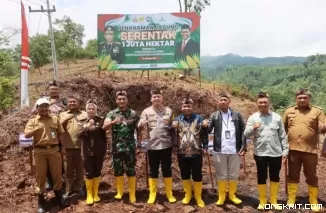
[24,80,326,213]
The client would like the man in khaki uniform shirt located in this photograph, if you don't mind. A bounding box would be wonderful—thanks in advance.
[283,89,326,212]
[60,95,88,197]
[138,89,176,204]
[25,98,68,213]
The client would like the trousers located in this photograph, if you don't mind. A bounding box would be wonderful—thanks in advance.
[287,150,318,186]
[213,153,241,180]
[64,148,84,192]
[84,155,105,179]
[177,154,202,181]
[113,151,136,177]
[254,155,282,184]
[148,147,172,178]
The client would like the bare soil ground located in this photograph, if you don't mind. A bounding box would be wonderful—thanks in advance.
[1,71,326,213]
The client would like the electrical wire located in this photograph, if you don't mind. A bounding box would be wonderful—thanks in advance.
[36,13,42,34]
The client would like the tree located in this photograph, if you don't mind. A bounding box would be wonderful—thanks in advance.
[0,50,18,77]
[0,28,20,46]
[53,16,85,70]
[178,0,211,12]
[85,39,98,58]
[0,77,15,111]
[29,34,52,68]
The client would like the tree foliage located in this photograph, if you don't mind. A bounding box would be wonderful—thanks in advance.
[178,0,211,12]
[212,54,326,113]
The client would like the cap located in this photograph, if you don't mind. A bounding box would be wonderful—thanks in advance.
[36,97,50,106]
[295,88,311,97]
[181,97,193,104]
[105,25,115,31]
[217,92,230,100]
[256,91,270,99]
[150,89,163,95]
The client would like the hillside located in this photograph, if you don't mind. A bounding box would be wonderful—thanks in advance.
[200,53,306,80]
[214,54,326,113]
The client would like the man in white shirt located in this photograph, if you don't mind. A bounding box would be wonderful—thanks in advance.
[207,92,246,206]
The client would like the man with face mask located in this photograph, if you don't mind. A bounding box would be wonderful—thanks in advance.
[244,92,288,211]
[25,98,68,213]
[138,89,176,204]
[283,89,326,212]
[103,91,140,203]
[171,97,208,208]
[60,95,88,198]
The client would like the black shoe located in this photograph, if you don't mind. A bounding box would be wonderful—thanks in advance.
[54,190,69,207]
[37,194,46,213]
[78,188,86,198]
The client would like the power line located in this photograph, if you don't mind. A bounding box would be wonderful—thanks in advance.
[8,0,32,7]
[29,0,58,80]
[36,13,42,34]
[25,0,43,6]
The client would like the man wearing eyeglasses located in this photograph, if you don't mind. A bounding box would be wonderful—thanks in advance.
[99,25,125,64]
[283,89,326,212]
[244,92,288,211]
[103,91,140,203]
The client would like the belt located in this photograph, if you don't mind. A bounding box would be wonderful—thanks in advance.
[34,144,58,149]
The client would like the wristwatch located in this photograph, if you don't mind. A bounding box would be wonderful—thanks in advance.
[137,144,142,148]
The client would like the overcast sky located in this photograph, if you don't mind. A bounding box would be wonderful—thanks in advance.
[1,0,325,57]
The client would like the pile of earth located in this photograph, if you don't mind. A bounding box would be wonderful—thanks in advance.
[5,76,326,213]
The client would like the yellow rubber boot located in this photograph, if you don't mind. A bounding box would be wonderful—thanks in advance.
[128,176,136,203]
[114,176,124,199]
[287,183,298,205]
[216,180,227,205]
[182,180,192,204]
[228,180,242,205]
[93,177,101,203]
[194,181,205,208]
[85,179,94,205]
[270,181,281,211]
[308,185,320,212]
[163,177,176,203]
[147,178,157,204]
[257,184,267,210]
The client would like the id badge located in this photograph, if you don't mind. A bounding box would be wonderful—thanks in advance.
[51,131,56,139]
[225,131,230,139]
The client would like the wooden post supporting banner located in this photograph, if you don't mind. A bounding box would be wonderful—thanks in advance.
[147,70,149,81]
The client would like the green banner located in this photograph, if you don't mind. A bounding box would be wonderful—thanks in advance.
[97,12,200,70]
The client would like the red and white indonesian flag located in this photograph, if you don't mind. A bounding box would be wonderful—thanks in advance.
[20,0,31,108]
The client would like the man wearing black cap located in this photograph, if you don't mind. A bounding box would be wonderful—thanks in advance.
[99,25,125,64]
[174,24,200,62]
[283,88,326,212]
[138,89,176,204]
[207,92,246,206]
[171,97,208,208]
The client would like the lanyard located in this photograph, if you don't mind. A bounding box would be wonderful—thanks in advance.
[220,111,229,130]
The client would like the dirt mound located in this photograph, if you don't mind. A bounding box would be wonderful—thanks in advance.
[0,76,273,213]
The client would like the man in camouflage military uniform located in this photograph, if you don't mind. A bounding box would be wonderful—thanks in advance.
[103,91,140,203]
[99,25,125,64]
[283,88,326,212]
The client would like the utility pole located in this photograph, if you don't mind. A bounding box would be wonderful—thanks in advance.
[29,0,58,80]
